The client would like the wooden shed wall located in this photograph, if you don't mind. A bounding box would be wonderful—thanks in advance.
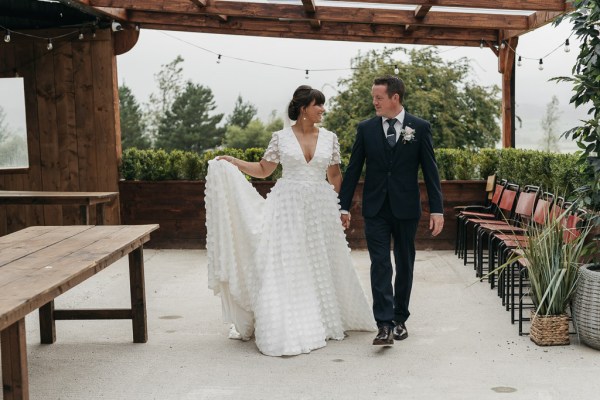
[0,29,121,235]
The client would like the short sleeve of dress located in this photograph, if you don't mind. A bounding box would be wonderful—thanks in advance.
[262,132,280,163]
[329,133,341,166]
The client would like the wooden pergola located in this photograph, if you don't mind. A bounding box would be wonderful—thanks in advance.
[73,0,572,148]
[0,0,572,237]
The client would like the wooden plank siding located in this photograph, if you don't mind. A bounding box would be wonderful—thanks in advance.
[0,29,121,236]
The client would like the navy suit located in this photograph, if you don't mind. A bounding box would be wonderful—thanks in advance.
[339,112,443,327]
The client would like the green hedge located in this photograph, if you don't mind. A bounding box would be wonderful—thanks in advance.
[120,147,587,194]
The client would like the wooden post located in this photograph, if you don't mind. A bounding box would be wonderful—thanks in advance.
[39,301,56,344]
[1,319,29,400]
[128,247,148,343]
[498,37,518,148]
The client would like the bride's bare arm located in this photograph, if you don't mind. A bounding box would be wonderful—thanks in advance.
[217,156,278,179]
[327,164,343,194]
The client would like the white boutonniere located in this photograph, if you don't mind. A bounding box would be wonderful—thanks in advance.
[401,126,417,144]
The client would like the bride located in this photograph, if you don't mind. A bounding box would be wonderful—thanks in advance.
[205,85,375,356]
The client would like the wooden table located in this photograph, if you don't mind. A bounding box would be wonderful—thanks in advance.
[0,224,159,400]
[0,190,119,225]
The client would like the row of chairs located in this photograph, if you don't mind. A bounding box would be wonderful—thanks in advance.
[453,176,587,335]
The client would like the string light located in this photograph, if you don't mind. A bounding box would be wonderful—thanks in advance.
[4,29,10,43]
[14,69,19,77]
[216,54,221,64]
[564,38,570,52]
[517,55,522,67]
[92,28,96,38]
[538,58,544,70]
[46,39,53,51]
[394,65,399,75]
[78,30,84,40]
[500,40,506,49]
[479,39,484,49]
[305,69,309,79]
[135,24,140,32]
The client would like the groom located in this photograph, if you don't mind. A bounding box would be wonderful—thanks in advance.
[339,76,444,345]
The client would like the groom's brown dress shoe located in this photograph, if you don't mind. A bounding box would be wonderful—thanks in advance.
[393,323,408,341]
[373,326,394,345]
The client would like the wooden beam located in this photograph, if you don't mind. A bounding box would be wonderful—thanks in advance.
[301,0,322,29]
[58,0,127,22]
[86,1,529,30]
[325,0,567,12]
[407,5,432,31]
[138,22,486,47]
[504,10,569,39]
[499,37,518,148]
[190,0,207,7]
[128,11,498,42]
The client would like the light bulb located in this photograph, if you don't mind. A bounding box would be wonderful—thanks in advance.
[78,31,84,40]
[394,65,399,75]
[305,70,309,80]
[135,24,140,32]
[517,56,522,67]
[47,39,53,51]
[479,39,484,49]
[92,29,96,38]
[564,38,570,53]
[500,40,506,49]
[4,30,10,43]
[217,54,221,64]
[538,59,543,71]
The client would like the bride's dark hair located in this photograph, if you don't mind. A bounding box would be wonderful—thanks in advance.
[288,85,326,121]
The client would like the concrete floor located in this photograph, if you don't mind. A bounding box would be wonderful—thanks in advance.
[4,249,599,400]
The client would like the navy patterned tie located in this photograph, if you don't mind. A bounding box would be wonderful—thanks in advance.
[386,118,397,147]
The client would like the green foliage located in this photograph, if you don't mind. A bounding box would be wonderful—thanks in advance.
[553,2,600,210]
[120,146,584,202]
[476,149,501,179]
[226,95,257,129]
[539,95,561,152]
[323,47,501,154]
[119,84,151,150]
[223,119,273,149]
[144,55,185,140]
[155,81,225,152]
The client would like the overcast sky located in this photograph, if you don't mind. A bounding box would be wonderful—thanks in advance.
[0,17,585,152]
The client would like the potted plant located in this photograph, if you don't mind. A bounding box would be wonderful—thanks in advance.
[553,0,600,349]
[499,209,593,346]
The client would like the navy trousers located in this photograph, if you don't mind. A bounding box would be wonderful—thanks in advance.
[364,196,419,328]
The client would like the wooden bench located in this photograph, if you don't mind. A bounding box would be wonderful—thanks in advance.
[0,190,119,225]
[0,224,159,400]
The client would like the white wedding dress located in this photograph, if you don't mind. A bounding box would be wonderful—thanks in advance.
[205,127,376,356]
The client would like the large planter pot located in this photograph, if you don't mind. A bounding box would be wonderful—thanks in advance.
[530,312,570,346]
[573,263,600,350]
[119,179,486,249]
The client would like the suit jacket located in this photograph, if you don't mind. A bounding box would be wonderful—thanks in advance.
[339,112,443,219]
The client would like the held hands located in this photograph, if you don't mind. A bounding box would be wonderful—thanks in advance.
[340,213,351,230]
[429,214,444,237]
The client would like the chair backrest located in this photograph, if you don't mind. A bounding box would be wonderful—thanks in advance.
[513,185,540,225]
[485,174,497,204]
[498,183,520,219]
[563,208,587,243]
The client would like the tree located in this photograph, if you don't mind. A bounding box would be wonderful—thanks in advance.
[223,111,284,149]
[119,84,151,150]
[144,55,185,140]
[539,95,561,152]
[226,95,257,129]
[155,81,225,152]
[553,2,600,211]
[323,47,501,154]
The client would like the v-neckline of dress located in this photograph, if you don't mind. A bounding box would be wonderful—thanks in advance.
[291,127,321,164]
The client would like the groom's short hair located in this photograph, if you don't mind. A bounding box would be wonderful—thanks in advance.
[373,76,405,104]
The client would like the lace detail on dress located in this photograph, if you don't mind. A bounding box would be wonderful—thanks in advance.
[263,131,280,163]
[329,133,341,166]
